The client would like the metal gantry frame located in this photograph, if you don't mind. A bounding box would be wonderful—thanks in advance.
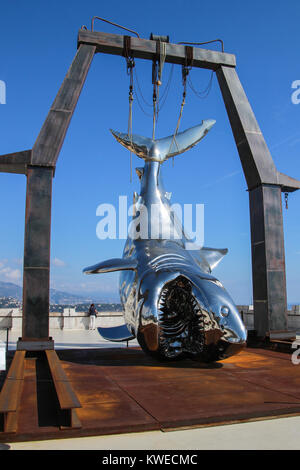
[1,28,299,350]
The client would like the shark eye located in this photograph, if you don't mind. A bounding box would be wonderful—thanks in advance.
[220,306,230,317]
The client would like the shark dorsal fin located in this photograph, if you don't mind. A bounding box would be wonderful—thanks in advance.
[200,247,228,271]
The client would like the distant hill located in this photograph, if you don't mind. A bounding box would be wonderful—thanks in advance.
[0,281,22,299]
[0,281,96,305]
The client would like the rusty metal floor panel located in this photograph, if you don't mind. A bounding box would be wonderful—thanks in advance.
[1,347,300,442]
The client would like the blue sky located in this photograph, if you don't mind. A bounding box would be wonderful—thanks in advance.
[0,0,299,304]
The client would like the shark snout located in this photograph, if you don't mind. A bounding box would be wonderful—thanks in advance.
[136,271,246,361]
[194,278,248,348]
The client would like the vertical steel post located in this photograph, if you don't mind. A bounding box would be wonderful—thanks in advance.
[16,42,96,350]
[249,185,288,336]
[18,166,54,348]
[216,65,291,339]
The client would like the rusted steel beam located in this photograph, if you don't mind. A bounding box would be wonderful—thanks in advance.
[0,150,31,174]
[249,185,289,337]
[77,29,236,70]
[216,66,279,189]
[20,166,54,342]
[31,44,96,167]
[216,65,300,193]
[278,172,300,193]
[216,65,296,339]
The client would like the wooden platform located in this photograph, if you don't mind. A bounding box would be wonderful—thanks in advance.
[0,346,300,443]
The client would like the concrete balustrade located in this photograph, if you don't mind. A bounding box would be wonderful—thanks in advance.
[0,308,124,331]
[0,306,299,332]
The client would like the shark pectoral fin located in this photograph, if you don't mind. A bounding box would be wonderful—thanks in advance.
[83,257,137,274]
[97,325,135,342]
[200,247,228,271]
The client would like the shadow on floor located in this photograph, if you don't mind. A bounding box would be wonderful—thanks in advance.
[55,347,224,370]
[35,353,61,427]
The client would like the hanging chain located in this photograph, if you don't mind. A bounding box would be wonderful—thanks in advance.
[285,192,289,210]
[133,64,174,117]
[168,47,193,166]
[152,57,160,140]
[168,66,191,166]
[152,41,167,140]
[152,62,157,140]
[127,57,135,182]
[123,36,135,182]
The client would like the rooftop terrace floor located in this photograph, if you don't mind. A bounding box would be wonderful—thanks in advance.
[1,329,300,450]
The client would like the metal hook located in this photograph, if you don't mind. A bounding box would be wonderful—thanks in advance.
[285,192,289,210]
[91,16,140,38]
[178,39,224,53]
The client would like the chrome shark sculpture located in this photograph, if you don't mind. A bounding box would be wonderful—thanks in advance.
[84,119,247,362]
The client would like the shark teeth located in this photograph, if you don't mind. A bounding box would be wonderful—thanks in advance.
[158,276,205,359]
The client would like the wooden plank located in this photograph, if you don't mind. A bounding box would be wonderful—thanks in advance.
[46,350,81,410]
[60,408,82,430]
[0,150,31,174]
[0,378,24,412]
[70,408,82,428]
[0,351,25,433]
[77,30,236,70]
[4,410,18,433]
[31,44,96,166]
[5,351,26,381]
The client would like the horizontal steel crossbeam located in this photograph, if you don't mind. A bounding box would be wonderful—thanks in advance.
[77,29,236,70]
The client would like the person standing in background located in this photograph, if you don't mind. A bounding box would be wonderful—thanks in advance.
[88,303,97,330]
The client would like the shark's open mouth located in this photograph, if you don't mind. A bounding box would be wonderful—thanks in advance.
[158,276,205,359]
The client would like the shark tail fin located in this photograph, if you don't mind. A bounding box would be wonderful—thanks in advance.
[163,120,216,161]
[110,119,216,163]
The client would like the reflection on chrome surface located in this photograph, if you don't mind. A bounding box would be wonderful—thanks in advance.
[84,121,247,362]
